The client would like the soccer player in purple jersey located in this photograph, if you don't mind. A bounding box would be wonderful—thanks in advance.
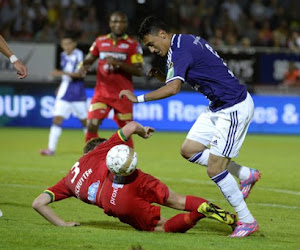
[120,17,260,238]
[40,33,88,156]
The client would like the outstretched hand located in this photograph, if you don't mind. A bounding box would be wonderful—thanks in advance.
[14,60,27,79]
[64,221,80,227]
[119,90,137,103]
[143,126,155,138]
[147,68,166,82]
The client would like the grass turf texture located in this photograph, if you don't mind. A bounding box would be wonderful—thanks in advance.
[0,127,299,249]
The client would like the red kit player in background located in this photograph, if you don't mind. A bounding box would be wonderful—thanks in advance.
[32,121,236,233]
[79,11,143,148]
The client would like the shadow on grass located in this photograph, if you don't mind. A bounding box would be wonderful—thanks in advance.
[81,220,134,231]
[1,202,30,208]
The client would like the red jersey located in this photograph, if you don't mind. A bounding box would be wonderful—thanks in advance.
[89,33,144,99]
[45,130,128,204]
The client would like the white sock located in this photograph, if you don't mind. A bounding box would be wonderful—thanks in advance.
[188,149,210,166]
[83,127,87,134]
[48,125,62,152]
[211,170,255,223]
[189,150,251,182]
[227,162,251,182]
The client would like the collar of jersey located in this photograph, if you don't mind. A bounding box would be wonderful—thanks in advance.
[107,33,128,41]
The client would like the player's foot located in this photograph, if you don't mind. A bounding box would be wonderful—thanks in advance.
[0,209,3,217]
[40,149,54,156]
[240,169,261,199]
[229,220,258,238]
[198,202,237,229]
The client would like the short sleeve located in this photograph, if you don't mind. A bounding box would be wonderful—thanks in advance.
[130,42,144,64]
[89,40,99,57]
[45,177,72,202]
[166,49,193,83]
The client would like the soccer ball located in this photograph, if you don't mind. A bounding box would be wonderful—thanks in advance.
[106,144,138,176]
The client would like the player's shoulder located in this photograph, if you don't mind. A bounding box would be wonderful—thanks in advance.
[124,35,139,45]
[73,48,83,56]
[95,34,110,43]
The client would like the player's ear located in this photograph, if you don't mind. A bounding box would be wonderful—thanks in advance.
[158,30,166,39]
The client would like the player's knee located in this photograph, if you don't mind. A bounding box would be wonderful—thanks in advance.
[180,145,192,159]
[87,119,101,131]
[52,116,63,125]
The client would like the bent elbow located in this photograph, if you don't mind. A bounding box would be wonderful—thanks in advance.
[32,198,40,211]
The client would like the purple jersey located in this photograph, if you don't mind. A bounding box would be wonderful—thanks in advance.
[57,48,86,102]
[166,34,247,112]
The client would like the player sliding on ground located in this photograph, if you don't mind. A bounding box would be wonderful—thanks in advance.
[33,121,236,234]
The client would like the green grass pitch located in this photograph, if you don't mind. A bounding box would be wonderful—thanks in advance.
[0,127,299,249]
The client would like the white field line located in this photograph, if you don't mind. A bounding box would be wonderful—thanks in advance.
[1,179,300,210]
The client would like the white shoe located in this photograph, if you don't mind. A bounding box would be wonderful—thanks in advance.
[0,209,3,217]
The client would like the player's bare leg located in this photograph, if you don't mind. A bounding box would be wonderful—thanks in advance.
[85,118,102,142]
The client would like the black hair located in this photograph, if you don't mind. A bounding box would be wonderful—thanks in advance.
[138,16,169,40]
[83,137,107,154]
[109,11,128,21]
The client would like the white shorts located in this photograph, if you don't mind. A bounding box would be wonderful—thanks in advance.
[53,99,88,120]
[186,93,254,158]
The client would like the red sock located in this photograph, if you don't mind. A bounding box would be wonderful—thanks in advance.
[85,132,98,142]
[164,211,204,233]
[185,195,207,212]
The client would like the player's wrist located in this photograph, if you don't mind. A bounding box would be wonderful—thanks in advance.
[137,95,145,103]
[9,55,19,64]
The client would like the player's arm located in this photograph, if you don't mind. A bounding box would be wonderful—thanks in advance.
[78,52,98,77]
[148,68,166,82]
[0,35,27,79]
[105,56,143,76]
[119,79,182,103]
[32,193,80,227]
[51,69,83,79]
[121,121,154,139]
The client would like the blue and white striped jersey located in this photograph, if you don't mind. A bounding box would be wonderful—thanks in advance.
[57,48,86,102]
[166,34,247,112]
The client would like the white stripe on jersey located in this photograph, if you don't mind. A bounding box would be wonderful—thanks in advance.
[177,34,181,48]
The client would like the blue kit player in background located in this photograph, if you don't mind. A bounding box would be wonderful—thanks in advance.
[120,16,261,238]
[40,32,88,156]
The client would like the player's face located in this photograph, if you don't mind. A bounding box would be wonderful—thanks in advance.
[109,14,128,36]
[61,38,76,55]
[142,31,170,57]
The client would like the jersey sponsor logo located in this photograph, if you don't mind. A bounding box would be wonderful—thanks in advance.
[166,62,174,80]
[118,43,129,49]
[110,186,120,205]
[101,43,111,47]
[88,180,100,203]
[99,52,127,61]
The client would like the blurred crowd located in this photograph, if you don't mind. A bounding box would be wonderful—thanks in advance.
[1,0,300,51]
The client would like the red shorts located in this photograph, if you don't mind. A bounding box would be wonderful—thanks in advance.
[97,170,169,231]
[88,95,133,123]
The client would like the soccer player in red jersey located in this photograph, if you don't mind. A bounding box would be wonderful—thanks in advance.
[79,11,144,148]
[33,121,236,233]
